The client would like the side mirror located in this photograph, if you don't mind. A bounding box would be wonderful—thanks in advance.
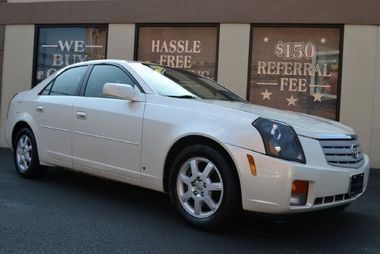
[103,83,136,100]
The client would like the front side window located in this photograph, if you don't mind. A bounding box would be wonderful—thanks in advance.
[49,66,88,96]
[84,65,135,98]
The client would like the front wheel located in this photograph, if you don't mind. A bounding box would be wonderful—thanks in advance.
[168,145,240,230]
[13,128,47,178]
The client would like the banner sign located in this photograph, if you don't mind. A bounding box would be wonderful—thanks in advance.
[249,27,341,120]
[34,26,107,85]
[137,26,218,79]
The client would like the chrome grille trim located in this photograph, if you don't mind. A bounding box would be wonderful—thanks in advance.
[319,139,364,169]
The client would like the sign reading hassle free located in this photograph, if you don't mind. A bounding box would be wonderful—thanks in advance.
[137,26,218,79]
[150,40,201,69]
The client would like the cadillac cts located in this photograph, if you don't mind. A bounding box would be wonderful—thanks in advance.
[5,60,369,229]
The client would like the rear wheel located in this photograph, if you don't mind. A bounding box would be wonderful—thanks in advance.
[168,145,240,230]
[13,128,47,178]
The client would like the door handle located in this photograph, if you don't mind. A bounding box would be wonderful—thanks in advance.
[76,111,87,120]
[36,106,44,113]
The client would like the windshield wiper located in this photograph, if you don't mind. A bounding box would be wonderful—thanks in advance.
[166,95,198,99]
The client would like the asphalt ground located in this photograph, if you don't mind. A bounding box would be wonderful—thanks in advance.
[0,148,379,254]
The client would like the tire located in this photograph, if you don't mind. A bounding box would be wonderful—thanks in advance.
[168,144,240,230]
[13,128,48,178]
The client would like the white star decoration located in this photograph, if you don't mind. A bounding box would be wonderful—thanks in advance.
[260,89,272,100]
[312,92,323,102]
[286,95,298,106]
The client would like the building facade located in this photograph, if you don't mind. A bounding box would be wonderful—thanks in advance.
[0,0,379,168]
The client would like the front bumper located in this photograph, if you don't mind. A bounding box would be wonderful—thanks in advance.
[225,136,370,214]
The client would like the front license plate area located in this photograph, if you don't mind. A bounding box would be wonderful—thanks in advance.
[350,173,364,197]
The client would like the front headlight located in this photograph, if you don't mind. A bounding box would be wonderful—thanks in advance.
[253,117,306,164]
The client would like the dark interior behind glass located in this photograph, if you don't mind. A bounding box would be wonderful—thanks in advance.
[138,63,245,102]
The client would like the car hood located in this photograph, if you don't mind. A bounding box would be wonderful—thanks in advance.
[201,100,355,139]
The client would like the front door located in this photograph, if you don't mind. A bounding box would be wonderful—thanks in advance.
[71,64,145,179]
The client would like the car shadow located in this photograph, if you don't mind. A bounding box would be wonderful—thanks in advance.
[2,146,378,253]
[36,166,375,238]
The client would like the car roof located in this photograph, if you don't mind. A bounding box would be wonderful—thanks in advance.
[68,59,139,67]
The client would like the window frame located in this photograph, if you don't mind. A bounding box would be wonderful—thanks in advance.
[247,24,344,121]
[134,23,220,81]
[32,24,109,88]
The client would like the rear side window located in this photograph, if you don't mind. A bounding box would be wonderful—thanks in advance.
[84,65,135,98]
[49,66,88,96]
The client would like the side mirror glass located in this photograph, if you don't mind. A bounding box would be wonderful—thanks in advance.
[102,83,136,100]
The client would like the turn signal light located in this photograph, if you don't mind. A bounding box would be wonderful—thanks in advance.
[247,154,256,176]
[290,180,309,206]
[292,180,309,194]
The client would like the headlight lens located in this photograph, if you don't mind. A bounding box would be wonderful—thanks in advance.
[253,117,306,164]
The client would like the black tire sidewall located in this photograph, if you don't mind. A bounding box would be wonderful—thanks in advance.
[168,144,239,229]
[13,128,45,178]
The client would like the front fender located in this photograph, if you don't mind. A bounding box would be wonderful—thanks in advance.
[139,95,266,191]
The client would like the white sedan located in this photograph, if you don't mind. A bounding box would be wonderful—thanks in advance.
[5,60,369,229]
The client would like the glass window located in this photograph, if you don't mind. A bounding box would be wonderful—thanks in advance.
[137,26,218,80]
[84,65,135,98]
[34,26,107,86]
[129,63,244,102]
[248,26,342,120]
[50,66,88,96]
[40,82,53,95]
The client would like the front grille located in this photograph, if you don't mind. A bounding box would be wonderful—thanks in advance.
[319,139,364,169]
[314,192,361,206]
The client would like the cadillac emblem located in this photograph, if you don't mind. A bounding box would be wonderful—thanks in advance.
[351,145,359,159]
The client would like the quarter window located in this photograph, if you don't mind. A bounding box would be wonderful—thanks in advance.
[49,66,88,96]
[40,82,53,95]
[84,65,135,98]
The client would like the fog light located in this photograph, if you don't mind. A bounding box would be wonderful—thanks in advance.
[290,180,309,206]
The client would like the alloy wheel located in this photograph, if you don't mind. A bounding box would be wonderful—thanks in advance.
[176,157,224,218]
[16,135,33,172]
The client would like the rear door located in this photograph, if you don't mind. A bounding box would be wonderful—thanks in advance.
[34,65,88,167]
[72,64,145,179]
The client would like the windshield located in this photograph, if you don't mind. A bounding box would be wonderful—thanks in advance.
[129,63,246,102]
